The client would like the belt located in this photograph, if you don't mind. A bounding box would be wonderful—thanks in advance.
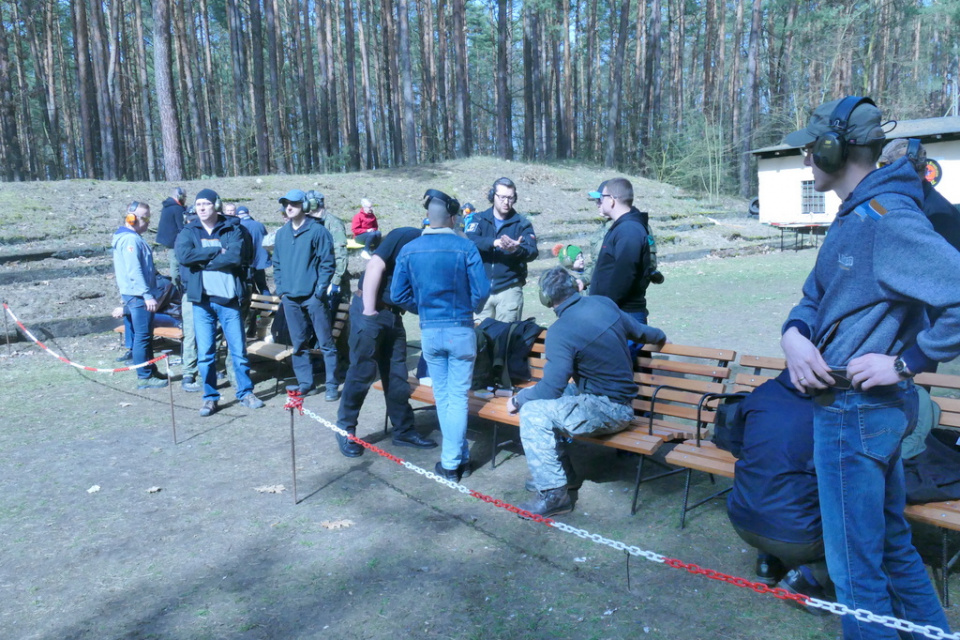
[353,290,402,314]
[809,369,853,406]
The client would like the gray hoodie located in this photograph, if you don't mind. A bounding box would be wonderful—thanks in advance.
[784,157,960,372]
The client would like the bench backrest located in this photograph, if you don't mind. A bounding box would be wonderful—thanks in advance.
[633,344,737,439]
[248,293,350,345]
[915,371,960,433]
[734,354,786,392]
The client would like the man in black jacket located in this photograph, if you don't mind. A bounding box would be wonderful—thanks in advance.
[466,177,538,322]
[507,267,667,517]
[588,178,652,323]
[175,188,263,417]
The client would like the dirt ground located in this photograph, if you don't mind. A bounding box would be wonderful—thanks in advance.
[3,247,960,639]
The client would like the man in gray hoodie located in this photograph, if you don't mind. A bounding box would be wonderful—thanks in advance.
[781,97,960,638]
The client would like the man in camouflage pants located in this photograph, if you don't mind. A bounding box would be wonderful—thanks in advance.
[507,267,667,517]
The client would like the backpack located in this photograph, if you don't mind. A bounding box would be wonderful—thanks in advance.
[710,393,750,457]
[638,213,664,285]
[477,318,545,390]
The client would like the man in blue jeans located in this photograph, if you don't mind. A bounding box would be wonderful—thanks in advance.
[112,201,167,390]
[175,188,264,417]
[392,189,490,481]
[781,97,960,638]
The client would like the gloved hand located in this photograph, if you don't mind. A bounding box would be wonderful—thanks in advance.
[327,283,340,298]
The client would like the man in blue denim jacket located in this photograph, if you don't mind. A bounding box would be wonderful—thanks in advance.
[392,190,490,481]
[782,97,960,638]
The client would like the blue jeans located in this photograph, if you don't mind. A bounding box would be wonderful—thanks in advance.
[193,299,254,402]
[813,381,950,639]
[421,327,475,470]
[122,295,156,379]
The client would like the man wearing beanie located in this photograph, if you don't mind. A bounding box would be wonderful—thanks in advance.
[392,190,489,481]
[553,243,589,291]
[175,188,264,416]
[273,189,341,402]
[780,97,960,637]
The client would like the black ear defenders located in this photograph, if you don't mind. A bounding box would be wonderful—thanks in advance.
[906,138,922,164]
[812,96,876,174]
[422,189,460,216]
[487,177,517,204]
[538,271,553,308]
[174,187,186,204]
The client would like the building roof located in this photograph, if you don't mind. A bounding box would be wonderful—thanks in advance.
[751,116,960,157]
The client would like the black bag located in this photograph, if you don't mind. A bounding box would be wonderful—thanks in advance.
[711,393,749,457]
[477,317,545,390]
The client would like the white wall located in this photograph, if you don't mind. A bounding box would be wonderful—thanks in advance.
[925,140,960,204]
[757,155,840,225]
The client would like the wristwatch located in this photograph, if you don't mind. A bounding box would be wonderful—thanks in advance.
[894,356,914,378]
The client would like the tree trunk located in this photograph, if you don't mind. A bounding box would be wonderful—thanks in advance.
[325,0,341,156]
[496,0,512,159]
[344,0,362,169]
[153,0,183,181]
[359,0,380,168]
[452,0,471,156]
[417,0,437,162]
[522,6,536,160]
[739,0,761,198]
[397,0,417,165]
[300,0,321,172]
[133,0,157,181]
[0,5,23,180]
[605,0,629,167]
[85,0,117,179]
[249,0,270,174]
[266,0,286,171]
[199,0,224,176]
[437,0,452,157]
[174,0,207,176]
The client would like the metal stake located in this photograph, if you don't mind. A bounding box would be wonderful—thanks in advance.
[162,350,177,444]
[287,385,300,504]
[3,301,11,355]
[625,550,632,591]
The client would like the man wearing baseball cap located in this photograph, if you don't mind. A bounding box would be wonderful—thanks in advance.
[273,189,340,401]
[780,97,960,637]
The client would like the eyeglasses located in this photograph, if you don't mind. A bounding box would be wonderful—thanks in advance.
[495,193,517,203]
[802,145,815,158]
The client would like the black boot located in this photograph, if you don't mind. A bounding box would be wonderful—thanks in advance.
[336,430,364,458]
[517,487,573,518]
[755,552,787,587]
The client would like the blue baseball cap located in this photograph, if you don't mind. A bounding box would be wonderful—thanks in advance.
[587,181,608,200]
[279,189,307,206]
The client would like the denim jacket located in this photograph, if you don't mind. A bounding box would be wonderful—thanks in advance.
[391,228,490,328]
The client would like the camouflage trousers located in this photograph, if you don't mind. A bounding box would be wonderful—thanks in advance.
[519,386,634,491]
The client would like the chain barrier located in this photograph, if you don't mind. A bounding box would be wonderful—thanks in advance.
[293,398,960,640]
[3,302,168,373]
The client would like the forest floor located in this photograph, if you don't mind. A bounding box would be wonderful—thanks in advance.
[3,157,957,639]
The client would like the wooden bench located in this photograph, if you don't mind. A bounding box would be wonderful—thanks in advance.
[375,336,737,514]
[661,353,783,528]
[245,293,350,393]
[113,324,184,357]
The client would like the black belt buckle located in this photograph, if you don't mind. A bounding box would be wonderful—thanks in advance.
[811,370,853,407]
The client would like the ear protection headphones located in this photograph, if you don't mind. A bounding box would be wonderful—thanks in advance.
[538,271,554,308]
[302,196,313,214]
[174,187,186,204]
[906,138,922,164]
[126,201,142,225]
[487,177,517,204]
[811,96,876,174]
[422,189,460,216]
[213,196,222,213]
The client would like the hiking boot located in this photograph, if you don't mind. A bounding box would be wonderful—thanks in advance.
[137,375,169,390]
[116,350,133,362]
[458,460,473,479]
[433,462,460,482]
[199,400,218,417]
[298,384,319,397]
[336,430,364,458]
[755,552,787,587]
[239,394,265,409]
[517,487,573,518]
[181,376,202,393]
[325,386,341,402]
[524,474,582,492]
[777,567,834,616]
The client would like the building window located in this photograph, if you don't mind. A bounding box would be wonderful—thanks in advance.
[801,180,825,215]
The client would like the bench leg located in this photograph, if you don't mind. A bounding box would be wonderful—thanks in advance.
[943,529,950,608]
[679,469,693,529]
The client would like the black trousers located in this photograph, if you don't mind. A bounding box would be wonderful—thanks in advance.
[336,294,415,435]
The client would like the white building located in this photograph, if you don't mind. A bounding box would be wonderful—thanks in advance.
[751,116,960,228]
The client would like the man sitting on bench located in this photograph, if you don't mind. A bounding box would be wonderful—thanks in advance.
[725,370,834,613]
[507,267,667,517]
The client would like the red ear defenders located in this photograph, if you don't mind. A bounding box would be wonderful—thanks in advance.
[422,189,460,216]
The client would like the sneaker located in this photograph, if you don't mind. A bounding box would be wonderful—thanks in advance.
[199,400,218,417]
[360,250,372,260]
[517,487,573,518]
[325,386,341,402]
[181,376,202,393]
[137,375,169,390]
[116,350,133,363]
[239,394,265,409]
[459,460,473,479]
